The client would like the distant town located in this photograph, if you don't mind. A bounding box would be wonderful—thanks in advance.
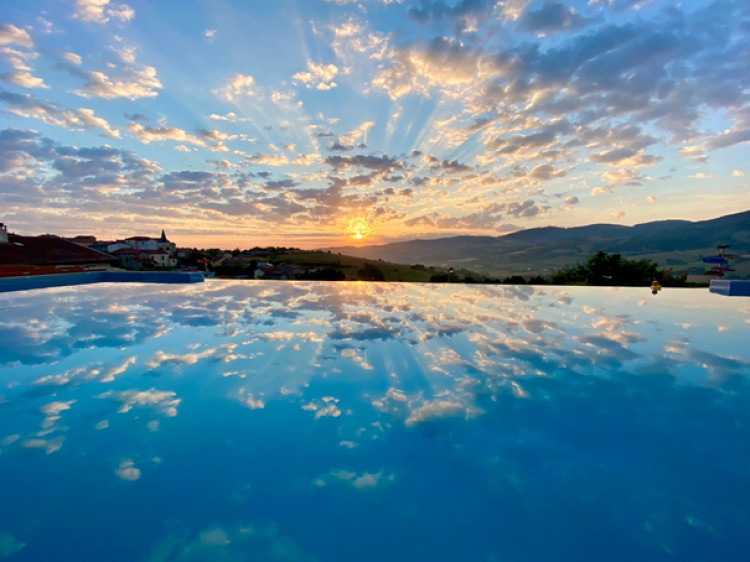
[0,222,332,281]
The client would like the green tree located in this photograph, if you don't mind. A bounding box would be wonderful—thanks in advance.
[357,262,385,281]
[549,250,686,287]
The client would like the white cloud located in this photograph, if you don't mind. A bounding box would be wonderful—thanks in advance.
[247,152,289,166]
[215,73,255,101]
[302,397,342,419]
[100,356,136,382]
[324,469,392,489]
[0,92,120,137]
[0,24,33,48]
[293,62,339,91]
[41,400,75,417]
[292,152,321,166]
[405,398,479,426]
[20,436,65,454]
[128,122,204,147]
[204,29,217,41]
[335,120,375,149]
[1,435,20,446]
[115,458,141,481]
[98,388,181,417]
[74,0,135,24]
[0,71,47,88]
[63,51,83,65]
[73,48,161,100]
[243,393,265,410]
[732,170,745,177]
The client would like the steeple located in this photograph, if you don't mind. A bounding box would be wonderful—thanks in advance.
[160,229,167,242]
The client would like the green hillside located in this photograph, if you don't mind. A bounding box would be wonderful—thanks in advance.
[328,210,750,279]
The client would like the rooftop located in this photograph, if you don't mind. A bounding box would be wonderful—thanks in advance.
[0,233,116,267]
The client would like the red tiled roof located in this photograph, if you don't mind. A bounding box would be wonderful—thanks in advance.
[0,234,117,266]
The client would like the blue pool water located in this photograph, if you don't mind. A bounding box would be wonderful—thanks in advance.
[1,281,748,561]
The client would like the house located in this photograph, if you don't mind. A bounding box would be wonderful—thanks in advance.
[90,241,132,254]
[111,248,177,270]
[0,225,117,277]
[109,230,178,270]
[124,230,177,254]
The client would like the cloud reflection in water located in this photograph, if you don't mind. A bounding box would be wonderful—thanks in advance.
[0,281,748,561]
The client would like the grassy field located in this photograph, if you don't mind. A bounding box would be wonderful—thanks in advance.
[229,250,437,282]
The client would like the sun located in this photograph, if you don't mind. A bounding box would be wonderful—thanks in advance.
[348,217,371,241]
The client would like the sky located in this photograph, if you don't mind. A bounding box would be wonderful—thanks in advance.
[0,0,748,249]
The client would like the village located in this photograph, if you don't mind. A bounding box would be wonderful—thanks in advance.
[0,223,319,280]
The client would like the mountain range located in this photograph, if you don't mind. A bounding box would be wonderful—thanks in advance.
[329,210,750,278]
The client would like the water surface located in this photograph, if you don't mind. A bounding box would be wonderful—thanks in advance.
[1,281,748,561]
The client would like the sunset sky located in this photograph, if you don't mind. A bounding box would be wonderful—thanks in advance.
[1,0,748,248]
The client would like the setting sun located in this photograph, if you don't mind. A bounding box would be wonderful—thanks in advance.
[348,218,371,241]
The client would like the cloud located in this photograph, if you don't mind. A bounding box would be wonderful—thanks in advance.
[0,71,48,89]
[529,163,566,181]
[0,531,26,558]
[405,397,478,426]
[40,400,75,429]
[517,1,588,34]
[292,61,339,90]
[243,393,265,410]
[301,397,342,419]
[324,153,403,173]
[215,73,255,101]
[372,36,486,100]
[73,0,135,24]
[326,469,390,489]
[704,127,750,152]
[732,170,745,177]
[20,436,65,454]
[98,388,181,417]
[147,522,314,561]
[0,24,33,48]
[0,91,120,137]
[127,122,204,147]
[70,47,161,100]
[115,458,141,481]
[63,51,82,65]
[332,120,375,151]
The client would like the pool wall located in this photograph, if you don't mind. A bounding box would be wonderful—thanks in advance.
[709,279,750,296]
[0,270,205,293]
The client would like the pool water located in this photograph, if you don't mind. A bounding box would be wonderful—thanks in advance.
[1,281,748,561]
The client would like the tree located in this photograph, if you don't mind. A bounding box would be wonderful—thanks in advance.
[357,262,385,281]
[549,250,687,287]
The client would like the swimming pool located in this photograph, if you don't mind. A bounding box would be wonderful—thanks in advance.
[1,281,748,561]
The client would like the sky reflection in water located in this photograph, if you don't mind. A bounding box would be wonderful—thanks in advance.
[0,281,749,561]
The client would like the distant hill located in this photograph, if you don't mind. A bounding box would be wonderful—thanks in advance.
[328,210,750,278]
